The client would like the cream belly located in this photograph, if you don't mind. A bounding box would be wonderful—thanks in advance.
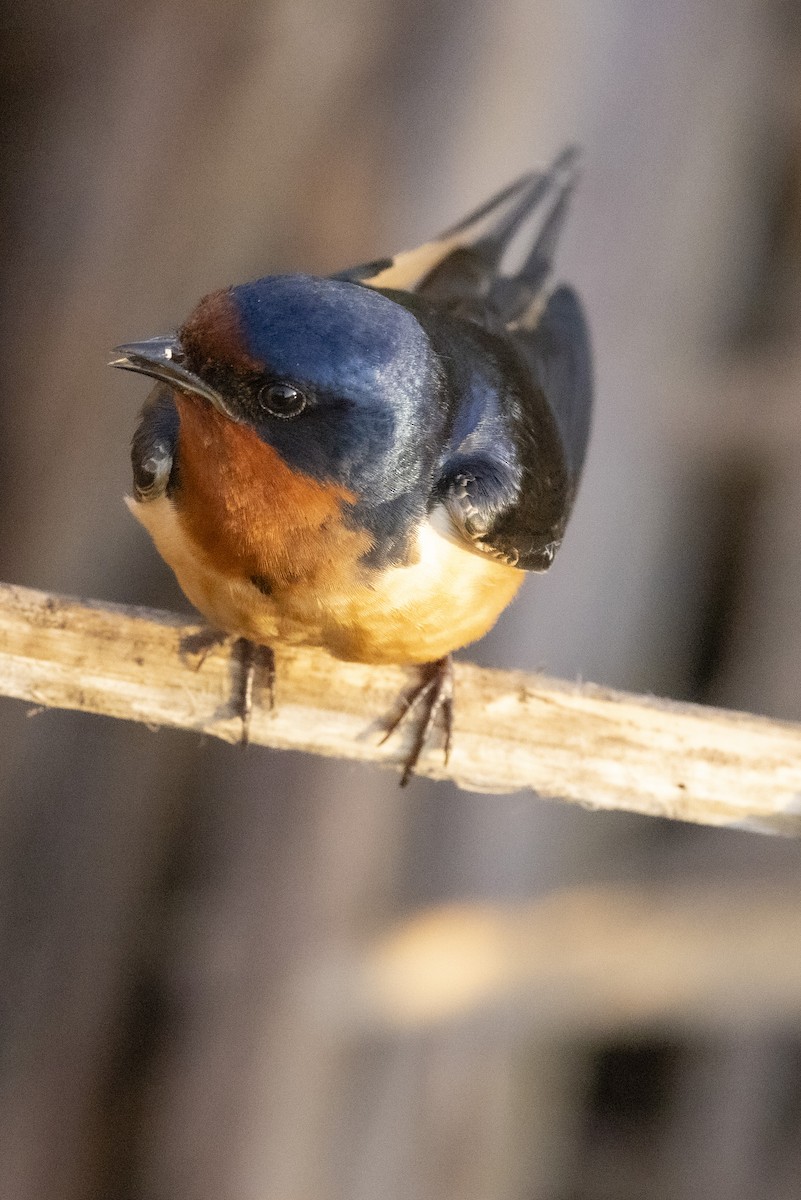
[127,495,525,665]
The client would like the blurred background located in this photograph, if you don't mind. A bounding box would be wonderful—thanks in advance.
[2,1,801,1196]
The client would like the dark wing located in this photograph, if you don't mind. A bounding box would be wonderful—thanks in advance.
[332,149,591,572]
[423,151,592,571]
[514,284,592,486]
[437,287,592,571]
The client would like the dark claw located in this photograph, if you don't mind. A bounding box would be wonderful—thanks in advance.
[379,656,454,786]
[179,627,229,669]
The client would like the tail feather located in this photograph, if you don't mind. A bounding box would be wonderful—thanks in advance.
[337,147,581,318]
[417,146,581,316]
[513,155,579,297]
[459,145,579,273]
[442,170,552,262]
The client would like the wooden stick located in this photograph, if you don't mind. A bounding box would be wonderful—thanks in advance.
[1,580,800,833]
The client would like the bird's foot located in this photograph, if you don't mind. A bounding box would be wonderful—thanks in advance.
[379,656,454,787]
[180,628,275,743]
[179,626,229,669]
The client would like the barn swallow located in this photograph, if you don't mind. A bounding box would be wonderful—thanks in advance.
[111,146,592,783]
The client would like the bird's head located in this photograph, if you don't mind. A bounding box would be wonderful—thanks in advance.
[113,274,444,505]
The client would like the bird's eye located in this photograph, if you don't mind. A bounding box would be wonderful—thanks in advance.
[257,381,307,419]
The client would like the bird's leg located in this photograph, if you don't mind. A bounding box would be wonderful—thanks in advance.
[180,628,275,742]
[379,656,454,787]
[234,638,256,745]
[232,638,276,745]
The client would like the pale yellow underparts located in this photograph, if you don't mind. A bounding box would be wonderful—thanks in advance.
[127,494,524,665]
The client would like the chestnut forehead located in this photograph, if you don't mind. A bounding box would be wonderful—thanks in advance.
[179,287,263,374]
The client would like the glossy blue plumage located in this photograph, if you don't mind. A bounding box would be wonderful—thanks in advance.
[229,275,446,546]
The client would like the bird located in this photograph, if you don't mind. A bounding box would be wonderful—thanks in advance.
[111,146,592,784]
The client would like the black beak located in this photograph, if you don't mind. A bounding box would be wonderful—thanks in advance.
[109,334,239,419]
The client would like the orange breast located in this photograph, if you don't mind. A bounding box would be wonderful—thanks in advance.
[173,395,371,590]
[131,395,524,665]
